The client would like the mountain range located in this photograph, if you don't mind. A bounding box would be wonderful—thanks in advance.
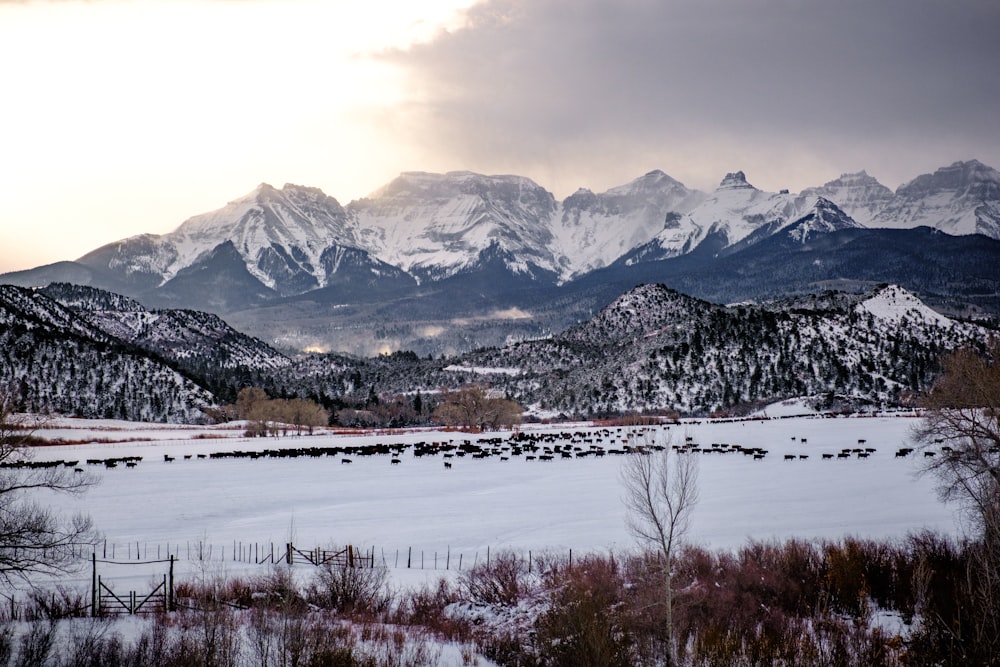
[3,159,1000,356]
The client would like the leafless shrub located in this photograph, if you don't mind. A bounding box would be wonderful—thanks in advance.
[13,619,57,667]
[458,549,538,606]
[306,559,393,615]
[25,585,91,620]
[532,553,637,667]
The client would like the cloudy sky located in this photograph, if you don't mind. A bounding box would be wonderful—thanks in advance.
[2,0,999,274]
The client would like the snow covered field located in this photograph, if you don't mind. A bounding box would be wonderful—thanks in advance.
[26,412,964,592]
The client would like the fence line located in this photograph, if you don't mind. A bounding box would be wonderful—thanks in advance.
[84,540,575,573]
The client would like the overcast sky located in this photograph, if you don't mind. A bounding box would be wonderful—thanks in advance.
[2,0,998,273]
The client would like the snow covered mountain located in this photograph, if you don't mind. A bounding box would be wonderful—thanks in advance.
[40,283,290,373]
[0,283,293,421]
[348,171,561,282]
[3,160,1000,356]
[797,171,895,225]
[74,183,406,302]
[870,160,1000,237]
[617,171,807,264]
[550,170,707,277]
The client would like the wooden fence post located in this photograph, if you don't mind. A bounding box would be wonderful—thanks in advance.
[169,555,175,611]
[91,553,97,617]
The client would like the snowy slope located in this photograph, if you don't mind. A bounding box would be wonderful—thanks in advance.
[870,160,1000,237]
[41,283,290,371]
[347,171,560,281]
[857,284,956,330]
[549,170,706,278]
[797,171,894,226]
[77,184,359,294]
[779,197,864,243]
[624,171,805,261]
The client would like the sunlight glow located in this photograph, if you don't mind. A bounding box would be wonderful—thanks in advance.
[0,0,479,273]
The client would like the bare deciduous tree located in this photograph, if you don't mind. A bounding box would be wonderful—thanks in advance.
[621,434,698,667]
[916,338,1000,542]
[914,338,1000,663]
[0,389,98,586]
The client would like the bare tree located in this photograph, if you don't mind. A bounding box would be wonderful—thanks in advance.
[914,338,1000,663]
[620,433,698,667]
[0,389,98,586]
[915,338,1000,542]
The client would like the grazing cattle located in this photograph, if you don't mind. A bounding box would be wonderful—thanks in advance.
[822,454,834,460]
[390,458,401,465]
[444,461,452,469]
[341,458,352,464]
[784,454,796,461]
[924,451,936,457]
[163,455,174,463]
[799,455,808,460]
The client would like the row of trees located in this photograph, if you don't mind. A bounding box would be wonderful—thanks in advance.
[430,385,523,431]
[212,388,330,437]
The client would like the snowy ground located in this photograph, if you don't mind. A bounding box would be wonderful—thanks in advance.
[22,411,963,595]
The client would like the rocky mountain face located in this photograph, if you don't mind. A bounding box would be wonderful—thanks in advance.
[871,160,1000,238]
[3,160,1000,356]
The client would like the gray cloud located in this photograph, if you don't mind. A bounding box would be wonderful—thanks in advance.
[389,0,1000,194]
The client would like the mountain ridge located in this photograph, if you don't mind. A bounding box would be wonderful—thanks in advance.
[4,160,1000,356]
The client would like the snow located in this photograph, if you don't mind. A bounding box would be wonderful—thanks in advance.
[858,285,953,328]
[26,414,963,594]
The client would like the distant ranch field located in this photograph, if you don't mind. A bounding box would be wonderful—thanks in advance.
[33,414,962,572]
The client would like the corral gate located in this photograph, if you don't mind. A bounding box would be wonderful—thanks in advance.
[91,554,175,617]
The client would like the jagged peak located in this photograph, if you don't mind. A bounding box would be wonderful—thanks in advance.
[369,170,548,200]
[717,170,756,191]
[896,159,1000,196]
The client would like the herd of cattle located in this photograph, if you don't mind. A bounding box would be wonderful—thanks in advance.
[4,424,968,471]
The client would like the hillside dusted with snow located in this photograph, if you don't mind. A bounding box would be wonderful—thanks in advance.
[0,285,213,422]
[0,280,993,421]
[251,283,994,420]
[447,284,989,416]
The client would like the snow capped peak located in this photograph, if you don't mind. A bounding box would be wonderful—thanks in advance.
[895,159,1000,197]
[872,159,1000,237]
[781,198,862,243]
[348,170,559,279]
[798,171,893,226]
[857,284,953,329]
[717,171,756,190]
